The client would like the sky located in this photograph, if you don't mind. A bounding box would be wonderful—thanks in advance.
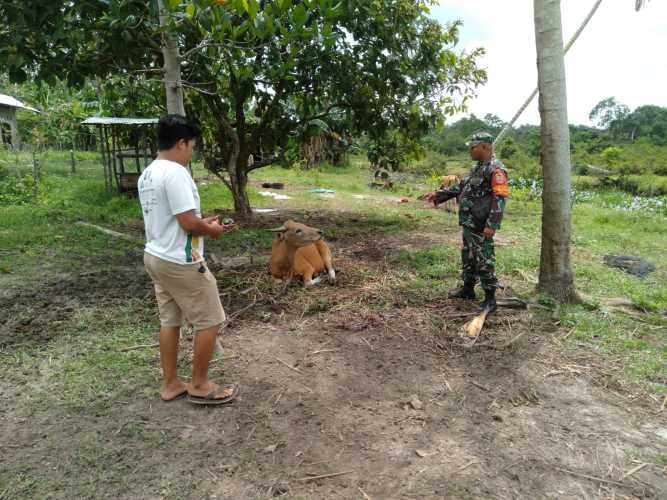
[431,0,667,126]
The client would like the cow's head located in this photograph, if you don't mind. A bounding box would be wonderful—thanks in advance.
[269,219,323,248]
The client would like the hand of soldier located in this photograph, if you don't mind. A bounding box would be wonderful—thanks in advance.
[425,192,437,205]
[483,227,495,240]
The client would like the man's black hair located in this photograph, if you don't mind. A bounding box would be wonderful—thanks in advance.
[156,114,201,151]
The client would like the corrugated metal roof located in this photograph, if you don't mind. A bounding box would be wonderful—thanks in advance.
[82,117,159,125]
[0,93,41,113]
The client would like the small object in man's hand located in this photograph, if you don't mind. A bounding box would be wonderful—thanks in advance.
[218,216,234,225]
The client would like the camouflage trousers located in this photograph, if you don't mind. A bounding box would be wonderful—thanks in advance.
[461,227,498,292]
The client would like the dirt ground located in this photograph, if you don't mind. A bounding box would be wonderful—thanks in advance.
[1,224,666,499]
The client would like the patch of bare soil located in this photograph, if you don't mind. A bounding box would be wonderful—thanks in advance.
[1,229,665,499]
[210,207,398,231]
[2,309,665,499]
[0,254,152,349]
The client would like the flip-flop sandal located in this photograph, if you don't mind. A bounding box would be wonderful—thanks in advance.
[160,388,188,402]
[187,384,239,405]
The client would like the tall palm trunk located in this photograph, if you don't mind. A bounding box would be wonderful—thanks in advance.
[534,0,577,302]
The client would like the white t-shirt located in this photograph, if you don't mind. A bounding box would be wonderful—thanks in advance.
[138,159,204,265]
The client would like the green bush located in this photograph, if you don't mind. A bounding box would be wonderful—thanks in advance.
[0,175,39,205]
[601,146,623,167]
[616,175,667,196]
[583,142,667,176]
[404,150,450,176]
[572,175,601,190]
[501,149,541,179]
[0,161,8,180]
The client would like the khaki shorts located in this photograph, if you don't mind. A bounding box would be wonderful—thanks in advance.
[144,252,226,331]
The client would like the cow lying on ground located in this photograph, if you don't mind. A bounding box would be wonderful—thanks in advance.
[269,220,335,287]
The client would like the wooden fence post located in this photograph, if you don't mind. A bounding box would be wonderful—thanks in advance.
[32,150,39,197]
[70,145,76,174]
[98,126,109,193]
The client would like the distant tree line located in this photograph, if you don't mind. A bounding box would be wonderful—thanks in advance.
[423,99,667,180]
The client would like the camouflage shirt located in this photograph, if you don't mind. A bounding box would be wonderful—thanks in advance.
[435,156,509,231]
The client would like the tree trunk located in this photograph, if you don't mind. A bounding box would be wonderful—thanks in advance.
[534,0,577,302]
[222,133,252,216]
[229,163,252,216]
[158,1,185,115]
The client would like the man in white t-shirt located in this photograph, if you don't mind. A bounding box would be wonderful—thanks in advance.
[139,114,237,405]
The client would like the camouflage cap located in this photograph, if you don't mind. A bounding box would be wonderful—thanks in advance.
[465,131,494,148]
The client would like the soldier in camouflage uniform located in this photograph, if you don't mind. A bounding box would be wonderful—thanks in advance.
[426,132,509,311]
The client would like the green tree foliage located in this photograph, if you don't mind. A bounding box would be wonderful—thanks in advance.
[1,0,486,215]
[0,74,164,149]
[569,124,612,154]
[589,97,629,130]
[616,105,667,145]
[483,113,505,130]
[589,98,667,145]
[367,130,424,171]
[177,0,486,213]
[0,75,97,148]
[421,102,667,185]
[423,114,488,156]
[0,1,159,85]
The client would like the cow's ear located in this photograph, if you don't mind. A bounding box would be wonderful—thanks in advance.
[275,232,285,241]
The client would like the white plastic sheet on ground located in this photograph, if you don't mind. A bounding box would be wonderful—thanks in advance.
[259,191,291,200]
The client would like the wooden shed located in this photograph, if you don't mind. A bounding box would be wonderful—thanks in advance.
[82,117,158,194]
[0,93,40,149]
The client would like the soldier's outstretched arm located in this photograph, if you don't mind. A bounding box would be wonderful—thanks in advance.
[434,180,463,205]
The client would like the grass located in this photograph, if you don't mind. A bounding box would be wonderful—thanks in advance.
[0,149,666,499]
[45,304,158,410]
[0,299,158,409]
[390,192,666,392]
[1,150,665,397]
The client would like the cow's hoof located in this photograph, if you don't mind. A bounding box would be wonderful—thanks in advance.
[305,276,324,287]
[328,269,336,284]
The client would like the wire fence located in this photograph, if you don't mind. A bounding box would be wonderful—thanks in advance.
[0,140,107,205]
[0,145,104,181]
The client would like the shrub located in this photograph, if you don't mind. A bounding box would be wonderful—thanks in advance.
[508,177,543,201]
[502,149,541,180]
[572,176,601,190]
[601,146,623,167]
[0,175,39,205]
[404,150,451,177]
[616,175,667,196]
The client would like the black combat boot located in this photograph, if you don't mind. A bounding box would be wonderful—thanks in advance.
[480,288,497,312]
[448,282,476,300]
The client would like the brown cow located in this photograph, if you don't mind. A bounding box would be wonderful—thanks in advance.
[438,175,460,213]
[269,220,335,287]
